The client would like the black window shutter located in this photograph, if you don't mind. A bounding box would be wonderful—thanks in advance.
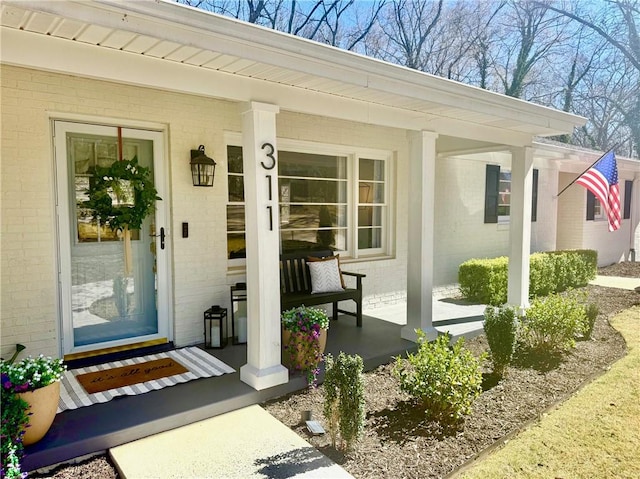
[586,190,595,220]
[531,168,538,222]
[623,180,633,220]
[485,164,500,223]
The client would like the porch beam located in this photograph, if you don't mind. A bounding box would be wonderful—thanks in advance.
[507,146,534,308]
[402,130,439,343]
[239,101,289,390]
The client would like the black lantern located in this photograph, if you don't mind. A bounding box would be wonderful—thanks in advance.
[190,145,216,187]
[204,305,228,349]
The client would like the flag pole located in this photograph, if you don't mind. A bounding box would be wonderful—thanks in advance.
[555,146,617,198]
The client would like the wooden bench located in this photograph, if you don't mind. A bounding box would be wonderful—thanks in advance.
[280,249,366,327]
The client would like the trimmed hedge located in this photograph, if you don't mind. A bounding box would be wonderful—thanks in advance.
[457,257,509,306]
[459,249,597,305]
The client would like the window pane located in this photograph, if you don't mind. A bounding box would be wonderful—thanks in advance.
[360,158,384,181]
[227,233,246,259]
[499,170,511,218]
[281,205,347,229]
[226,205,245,232]
[358,206,383,227]
[228,175,244,202]
[279,151,347,179]
[358,182,384,204]
[281,229,347,252]
[227,146,243,174]
[358,227,381,249]
[279,178,347,203]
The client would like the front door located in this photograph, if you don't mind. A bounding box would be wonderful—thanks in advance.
[54,121,170,356]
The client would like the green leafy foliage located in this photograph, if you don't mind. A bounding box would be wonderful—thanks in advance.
[521,291,588,352]
[459,250,597,305]
[394,332,485,424]
[581,303,599,340]
[323,352,365,451]
[458,257,508,305]
[1,387,28,479]
[483,305,519,376]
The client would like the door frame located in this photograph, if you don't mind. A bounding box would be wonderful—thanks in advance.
[53,118,173,356]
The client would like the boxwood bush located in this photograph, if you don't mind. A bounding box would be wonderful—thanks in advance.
[394,331,485,424]
[520,290,588,352]
[458,257,509,305]
[483,305,520,376]
[459,250,597,305]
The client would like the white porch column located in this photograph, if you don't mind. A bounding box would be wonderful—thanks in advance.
[507,146,534,308]
[401,130,439,342]
[239,101,288,390]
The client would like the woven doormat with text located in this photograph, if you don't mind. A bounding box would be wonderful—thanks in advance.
[58,347,234,412]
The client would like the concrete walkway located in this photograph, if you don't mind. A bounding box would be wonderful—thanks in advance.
[590,274,640,291]
[110,404,354,478]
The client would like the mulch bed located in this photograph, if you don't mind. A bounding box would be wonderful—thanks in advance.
[30,263,640,479]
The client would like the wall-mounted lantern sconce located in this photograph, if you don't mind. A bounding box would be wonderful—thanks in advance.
[190,145,216,187]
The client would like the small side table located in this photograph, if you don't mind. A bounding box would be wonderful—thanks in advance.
[230,283,247,344]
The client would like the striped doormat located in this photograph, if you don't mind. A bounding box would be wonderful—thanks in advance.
[58,347,235,413]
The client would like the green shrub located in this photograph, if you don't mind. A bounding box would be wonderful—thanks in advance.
[484,305,519,376]
[582,303,599,340]
[521,291,588,352]
[323,352,365,451]
[458,257,508,305]
[529,253,555,297]
[459,250,597,304]
[394,331,485,424]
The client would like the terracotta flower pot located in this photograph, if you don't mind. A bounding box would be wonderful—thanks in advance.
[17,381,60,446]
[282,327,327,371]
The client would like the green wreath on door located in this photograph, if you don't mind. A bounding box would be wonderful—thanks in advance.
[84,157,161,232]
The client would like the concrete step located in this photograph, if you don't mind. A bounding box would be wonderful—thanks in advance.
[110,405,354,479]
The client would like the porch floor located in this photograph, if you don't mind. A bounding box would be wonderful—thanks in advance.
[25,305,485,473]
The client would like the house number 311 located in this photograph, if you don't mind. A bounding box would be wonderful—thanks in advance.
[261,142,276,230]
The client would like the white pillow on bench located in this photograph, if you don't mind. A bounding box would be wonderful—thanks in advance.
[308,257,344,293]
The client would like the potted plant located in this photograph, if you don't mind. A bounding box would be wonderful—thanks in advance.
[281,306,330,388]
[1,348,66,452]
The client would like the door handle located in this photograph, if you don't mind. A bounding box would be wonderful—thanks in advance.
[151,227,166,250]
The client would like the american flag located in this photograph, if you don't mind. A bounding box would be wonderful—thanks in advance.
[576,150,621,232]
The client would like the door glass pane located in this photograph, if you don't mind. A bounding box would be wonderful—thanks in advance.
[68,133,158,347]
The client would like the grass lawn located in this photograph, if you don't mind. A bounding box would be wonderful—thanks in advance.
[459,305,640,479]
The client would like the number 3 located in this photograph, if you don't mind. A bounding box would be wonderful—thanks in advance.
[261,142,276,170]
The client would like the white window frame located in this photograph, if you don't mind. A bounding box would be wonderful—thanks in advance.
[593,198,605,220]
[498,169,511,224]
[224,132,393,267]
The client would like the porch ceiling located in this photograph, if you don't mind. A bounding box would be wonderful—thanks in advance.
[1,0,586,142]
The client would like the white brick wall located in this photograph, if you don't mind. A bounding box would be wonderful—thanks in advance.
[1,66,411,356]
[433,154,511,285]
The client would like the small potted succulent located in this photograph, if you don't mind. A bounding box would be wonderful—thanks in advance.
[281,306,330,388]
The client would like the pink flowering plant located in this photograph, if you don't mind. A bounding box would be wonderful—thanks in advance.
[281,306,330,387]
